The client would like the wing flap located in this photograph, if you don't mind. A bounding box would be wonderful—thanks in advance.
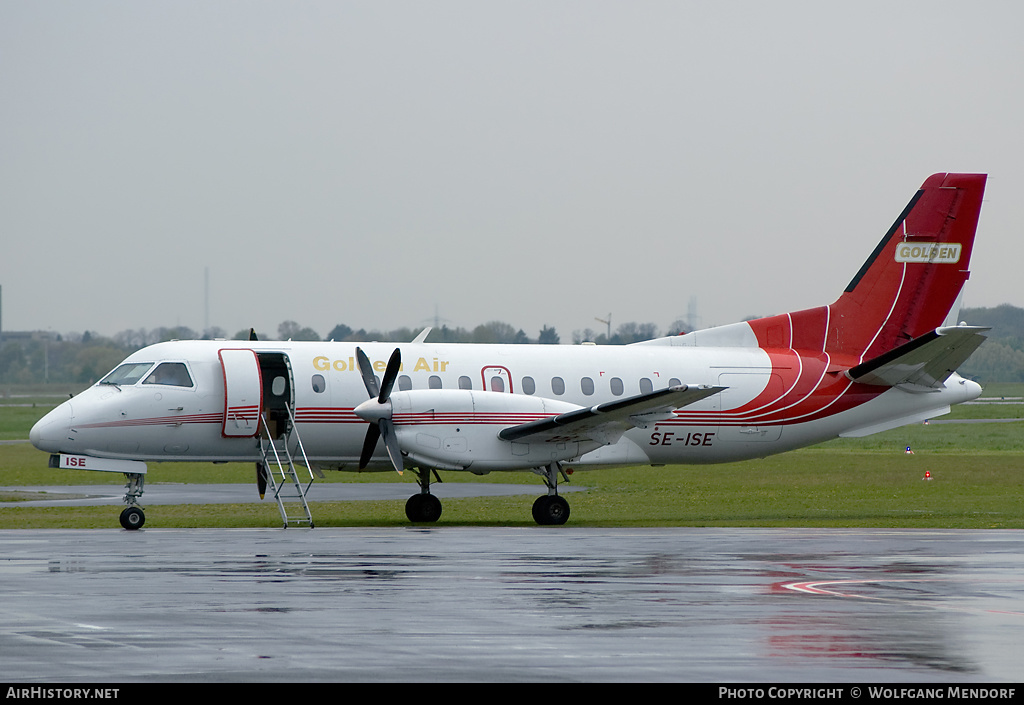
[847,326,989,388]
[497,384,725,444]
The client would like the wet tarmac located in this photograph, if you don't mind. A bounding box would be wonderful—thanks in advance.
[0,527,1022,682]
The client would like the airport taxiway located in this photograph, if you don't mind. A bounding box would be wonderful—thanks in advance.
[1,482,579,507]
[0,526,1021,682]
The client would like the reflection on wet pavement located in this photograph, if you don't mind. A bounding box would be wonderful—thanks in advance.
[0,528,1020,682]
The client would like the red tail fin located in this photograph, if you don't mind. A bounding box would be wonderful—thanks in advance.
[749,173,987,363]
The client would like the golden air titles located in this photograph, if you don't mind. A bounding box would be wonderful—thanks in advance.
[313,355,451,374]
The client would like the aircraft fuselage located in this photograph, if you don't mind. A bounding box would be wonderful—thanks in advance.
[30,336,980,472]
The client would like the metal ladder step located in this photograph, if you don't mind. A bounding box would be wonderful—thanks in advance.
[260,411,316,528]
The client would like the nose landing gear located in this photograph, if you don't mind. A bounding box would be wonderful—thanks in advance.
[119,472,146,530]
[119,505,145,530]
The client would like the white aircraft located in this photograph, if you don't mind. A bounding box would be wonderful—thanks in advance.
[31,173,990,530]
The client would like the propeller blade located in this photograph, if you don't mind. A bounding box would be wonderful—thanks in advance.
[256,462,267,499]
[359,422,381,470]
[377,348,401,403]
[354,347,379,399]
[354,347,404,474]
[379,418,404,475]
[249,328,259,341]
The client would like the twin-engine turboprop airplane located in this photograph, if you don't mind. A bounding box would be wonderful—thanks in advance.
[31,173,990,530]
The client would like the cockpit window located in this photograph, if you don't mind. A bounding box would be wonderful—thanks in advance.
[143,362,194,388]
[100,363,153,386]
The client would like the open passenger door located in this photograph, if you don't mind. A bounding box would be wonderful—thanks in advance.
[219,349,262,437]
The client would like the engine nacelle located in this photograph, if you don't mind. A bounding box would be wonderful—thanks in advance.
[387,389,599,472]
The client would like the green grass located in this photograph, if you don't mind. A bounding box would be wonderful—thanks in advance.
[1,384,1022,529]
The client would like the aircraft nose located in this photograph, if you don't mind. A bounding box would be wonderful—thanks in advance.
[30,402,74,453]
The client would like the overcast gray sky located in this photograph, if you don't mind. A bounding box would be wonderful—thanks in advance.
[2,1,1021,341]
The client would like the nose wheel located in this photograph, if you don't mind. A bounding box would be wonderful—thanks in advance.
[119,505,145,530]
[119,472,146,530]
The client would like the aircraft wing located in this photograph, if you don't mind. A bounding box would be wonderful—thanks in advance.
[847,325,989,389]
[497,384,725,445]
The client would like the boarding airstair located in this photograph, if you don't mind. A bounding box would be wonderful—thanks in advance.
[259,406,318,528]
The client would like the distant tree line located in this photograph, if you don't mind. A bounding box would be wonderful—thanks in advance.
[0,315,694,386]
[0,320,567,385]
[314,321,563,346]
[958,305,1024,384]
[2,305,1021,386]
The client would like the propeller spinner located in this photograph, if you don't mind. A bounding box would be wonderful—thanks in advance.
[354,347,404,474]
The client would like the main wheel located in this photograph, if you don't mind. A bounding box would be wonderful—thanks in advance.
[119,506,145,530]
[532,495,570,526]
[405,493,442,523]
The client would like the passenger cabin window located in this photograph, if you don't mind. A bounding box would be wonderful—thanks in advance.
[143,362,194,388]
[610,377,624,396]
[399,375,412,391]
[490,376,505,392]
[639,377,653,394]
[100,363,153,386]
[312,374,326,393]
[522,376,536,395]
[669,377,681,388]
[429,375,442,389]
[551,377,565,395]
[581,377,595,395]
[458,376,473,390]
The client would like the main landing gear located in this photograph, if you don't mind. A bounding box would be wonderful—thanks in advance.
[532,495,570,526]
[531,462,570,526]
[406,467,443,523]
[402,462,571,526]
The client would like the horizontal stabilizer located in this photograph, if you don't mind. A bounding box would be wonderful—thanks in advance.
[847,326,989,389]
[498,384,724,444]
